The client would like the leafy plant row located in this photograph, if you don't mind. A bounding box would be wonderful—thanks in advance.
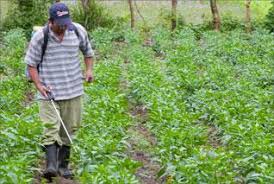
[0,29,42,184]
[71,28,140,183]
[1,26,273,183]
[124,38,216,183]
[151,27,273,183]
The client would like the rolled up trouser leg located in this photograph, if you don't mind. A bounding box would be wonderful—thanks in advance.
[39,100,62,146]
[59,96,82,146]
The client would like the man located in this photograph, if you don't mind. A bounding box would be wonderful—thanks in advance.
[25,2,94,179]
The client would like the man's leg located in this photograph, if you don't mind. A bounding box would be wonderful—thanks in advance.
[39,100,62,179]
[58,96,82,178]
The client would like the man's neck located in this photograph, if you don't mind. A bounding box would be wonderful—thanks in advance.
[54,32,65,42]
[49,24,65,41]
[51,29,65,42]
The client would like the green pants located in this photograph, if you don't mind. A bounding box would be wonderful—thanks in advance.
[39,96,82,146]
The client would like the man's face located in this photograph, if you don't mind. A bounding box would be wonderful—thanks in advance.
[50,20,67,35]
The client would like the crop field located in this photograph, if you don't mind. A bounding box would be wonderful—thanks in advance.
[0,23,273,183]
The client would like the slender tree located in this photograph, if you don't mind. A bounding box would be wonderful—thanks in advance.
[81,0,89,9]
[171,0,177,31]
[80,0,90,29]
[134,0,146,25]
[210,0,221,31]
[245,0,252,33]
[128,0,135,29]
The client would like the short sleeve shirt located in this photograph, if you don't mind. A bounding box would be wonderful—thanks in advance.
[25,22,94,100]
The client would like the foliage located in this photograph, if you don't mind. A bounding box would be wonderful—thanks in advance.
[1,0,52,37]
[220,13,245,32]
[265,0,274,32]
[119,27,273,182]
[0,19,273,183]
[250,0,272,19]
[146,27,273,183]
[157,8,186,29]
[72,28,139,183]
[70,0,123,31]
[186,13,266,36]
[0,29,26,76]
[90,26,142,57]
[0,29,42,184]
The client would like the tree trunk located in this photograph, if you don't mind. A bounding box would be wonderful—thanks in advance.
[210,0,221,31]
[128,0,135,29]
[80,0,90,28]
[134,0,146,25]
[81,0,89,11]
[171,0,177,31]
[245,0,252,33]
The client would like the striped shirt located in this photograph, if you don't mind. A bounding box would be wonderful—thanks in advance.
[25,22,94,100]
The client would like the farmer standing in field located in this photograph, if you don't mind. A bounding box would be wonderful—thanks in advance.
[24,2,94,179]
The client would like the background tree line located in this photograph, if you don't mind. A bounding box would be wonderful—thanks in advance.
[0,0,273,37]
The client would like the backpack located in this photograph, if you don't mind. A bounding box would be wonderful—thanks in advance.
[26,23,80,82]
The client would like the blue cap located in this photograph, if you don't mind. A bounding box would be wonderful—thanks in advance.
[49,2,73,29]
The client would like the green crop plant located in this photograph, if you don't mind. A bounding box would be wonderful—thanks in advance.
[150,27,273,183]
[70,29,140,183]
[0,29,42,184]
[0,24,273,183]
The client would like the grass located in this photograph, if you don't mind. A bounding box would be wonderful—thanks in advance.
[0,1,272,30]
[0,1,9,27]
[99,0,272,28]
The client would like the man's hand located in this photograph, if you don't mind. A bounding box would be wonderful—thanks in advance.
[85,69,93,83]
[37,84,51,98]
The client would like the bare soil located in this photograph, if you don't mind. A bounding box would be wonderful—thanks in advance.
[207,125,222,148]
[127,105,161,184]
[121,44,162,184]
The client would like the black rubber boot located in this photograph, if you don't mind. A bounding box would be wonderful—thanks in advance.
[58,145,73,179]
[43,144,58,179]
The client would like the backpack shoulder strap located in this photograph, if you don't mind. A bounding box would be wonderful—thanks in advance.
[37,25,49,72]
[72,23,92,51]
[41,25,49,62]
[72,23,80,38]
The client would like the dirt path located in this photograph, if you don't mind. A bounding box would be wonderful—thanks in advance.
[128,104,160,183]
[207,125,222,148]
[120,54,162,184]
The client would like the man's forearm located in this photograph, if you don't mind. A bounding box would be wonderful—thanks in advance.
[28,65,50,97]
[84,57,93,71]
[28,65,42,89]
